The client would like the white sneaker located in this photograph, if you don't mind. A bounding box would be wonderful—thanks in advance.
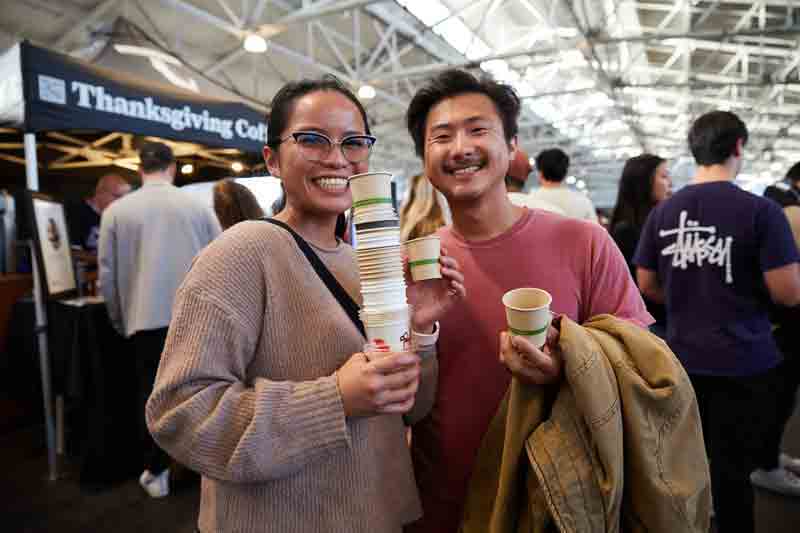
[139,468,170,498]
[780,453,800,475]
[750,467,800,497]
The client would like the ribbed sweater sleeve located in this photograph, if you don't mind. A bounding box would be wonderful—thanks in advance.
[147,289,351,483]
[146,224,353,484]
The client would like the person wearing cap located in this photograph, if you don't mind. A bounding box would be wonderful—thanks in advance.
[98,141,221,498]
[504,148,565,214]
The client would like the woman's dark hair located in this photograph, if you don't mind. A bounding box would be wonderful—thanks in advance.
[535,148,570,183]
[786,161,800,185]
[406,69,520,158]
[213,179,265,230]
[265,76,371,149]
[609,153,666,231]
[271,183,286,215]
[688,110,748,166]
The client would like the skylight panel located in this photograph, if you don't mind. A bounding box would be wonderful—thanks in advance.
[466,38,492,60]
[397,0,450,27]
[433,17,474,55]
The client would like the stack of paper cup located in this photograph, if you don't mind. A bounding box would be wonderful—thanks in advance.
[350,172,410,352]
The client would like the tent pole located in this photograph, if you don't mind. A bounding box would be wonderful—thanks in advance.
[24,134,39,189]
[25,132,58,482]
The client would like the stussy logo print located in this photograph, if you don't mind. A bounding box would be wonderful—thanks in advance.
[659,210,734,283]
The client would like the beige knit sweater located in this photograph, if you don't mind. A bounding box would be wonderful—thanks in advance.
[146,221,436,533]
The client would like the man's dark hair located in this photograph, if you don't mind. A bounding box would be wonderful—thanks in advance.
[266,75,370,149]
[405,69,520,158]
[535,148,570,183]
[688,110,748,166]
[139,142,175,174]
[787,161,800,185]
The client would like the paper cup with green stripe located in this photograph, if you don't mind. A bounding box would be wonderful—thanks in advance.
[405,236,442,281]
[349,172,394,211]
[502,288,552,348]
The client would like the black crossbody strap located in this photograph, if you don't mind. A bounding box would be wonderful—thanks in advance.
[262,218,366,339]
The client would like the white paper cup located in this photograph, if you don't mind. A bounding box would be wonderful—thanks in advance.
[357,235,401,249]
[359,266,404,277]
[363,342,415,358]
[356,243,402,256]
[501,288,552,348]
[362,289,407,308]
[360,278,406,289]
[405,236,441,281]
[365,319,411,348]
[349,172,394,210]
[357,253,403,263]
[358,265,403,281]
[358,260,403,272]
[358,252,403,262]
[360,304,409,325]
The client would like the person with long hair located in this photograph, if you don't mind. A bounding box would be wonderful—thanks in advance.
[400,173,448,242]
[212,178,265,230]
[146,76,466,532]
[609,153,671,334]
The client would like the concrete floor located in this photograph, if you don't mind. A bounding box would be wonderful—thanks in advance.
[753,390,800,533]
[2,394,799,532]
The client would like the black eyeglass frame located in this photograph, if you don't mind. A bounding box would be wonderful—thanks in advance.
[277,131,377,163]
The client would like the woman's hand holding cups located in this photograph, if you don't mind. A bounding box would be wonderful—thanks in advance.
[336,350,421,417]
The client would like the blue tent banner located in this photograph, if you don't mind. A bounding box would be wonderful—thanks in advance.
[21,41,267,153]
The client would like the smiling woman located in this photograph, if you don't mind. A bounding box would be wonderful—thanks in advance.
[144,76,466,533]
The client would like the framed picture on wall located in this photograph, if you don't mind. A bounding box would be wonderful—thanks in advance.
[26,191,77,299]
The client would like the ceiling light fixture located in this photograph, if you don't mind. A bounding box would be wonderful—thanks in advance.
[181,163,194,175]
[358,85,376,99]
[231,162,244,172]
[243,34,268,53]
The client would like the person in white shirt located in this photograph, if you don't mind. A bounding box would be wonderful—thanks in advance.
[529,148,599,222]
[505,148,565,215]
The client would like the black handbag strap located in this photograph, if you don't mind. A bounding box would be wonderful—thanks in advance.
[262,218,366,338]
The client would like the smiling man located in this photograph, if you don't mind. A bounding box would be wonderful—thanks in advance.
[403,70,654,533]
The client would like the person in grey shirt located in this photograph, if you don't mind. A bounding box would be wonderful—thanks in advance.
[98,141,221,498]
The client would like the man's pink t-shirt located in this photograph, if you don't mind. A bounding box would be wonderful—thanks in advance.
[408,208,653,533]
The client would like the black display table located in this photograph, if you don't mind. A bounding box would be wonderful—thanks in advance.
[48,298,140,487]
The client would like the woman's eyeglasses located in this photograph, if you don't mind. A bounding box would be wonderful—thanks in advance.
[279,131,376,164]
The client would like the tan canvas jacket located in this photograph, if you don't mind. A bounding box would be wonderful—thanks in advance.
[461,314,711,533]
